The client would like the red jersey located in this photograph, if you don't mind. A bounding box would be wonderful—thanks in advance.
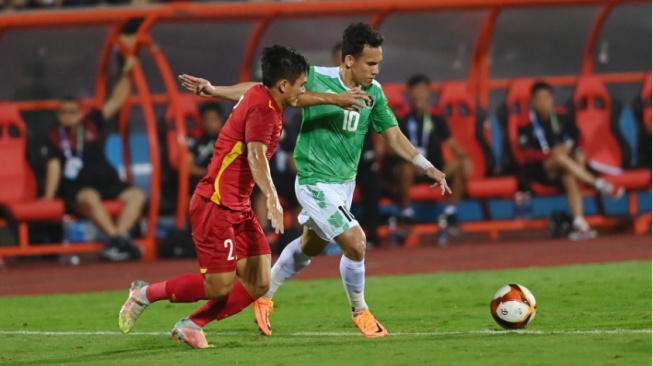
[194,85,283,211]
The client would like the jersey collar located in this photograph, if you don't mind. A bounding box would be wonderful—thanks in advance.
[336,66,361,91]
[262,86,283,113]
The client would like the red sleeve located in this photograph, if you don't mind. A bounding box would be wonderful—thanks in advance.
[245,105,278,146]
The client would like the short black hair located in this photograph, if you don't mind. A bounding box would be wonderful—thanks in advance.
[341,22,384,60]
[261,45,310,88]
[199,103,223,119]
[531,81,553,96]
[407,74,430,89]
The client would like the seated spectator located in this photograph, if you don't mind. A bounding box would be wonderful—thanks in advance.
[518,81,624,241]
[41,57,144,261]
[187,102,224,193]
[388,74,470,230]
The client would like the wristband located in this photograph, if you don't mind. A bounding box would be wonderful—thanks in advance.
[412,154,434,171]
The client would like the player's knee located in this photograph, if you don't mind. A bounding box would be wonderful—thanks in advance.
[248,282,270,299]
[76,188,101,205]
[341,234,367,261]
[130,189,146,205]
[204,278,235,299]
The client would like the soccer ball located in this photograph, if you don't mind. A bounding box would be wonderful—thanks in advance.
[490,284,537,329]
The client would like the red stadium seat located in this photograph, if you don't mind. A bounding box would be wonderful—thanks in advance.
[0,103,65,222]
[381,82,408,116]
[642,72,651,127]
[164,93,202,170]
[573,75,626,174]
[504,78,534,168]
[437,81,517,199]
[573,75,650,189]
[0,103,123,240]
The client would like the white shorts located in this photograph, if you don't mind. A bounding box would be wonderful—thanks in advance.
[295,178,359,242]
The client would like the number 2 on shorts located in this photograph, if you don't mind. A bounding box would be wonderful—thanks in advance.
[224,239,235,261]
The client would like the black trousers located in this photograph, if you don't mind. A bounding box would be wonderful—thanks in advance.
[356,160,381,244]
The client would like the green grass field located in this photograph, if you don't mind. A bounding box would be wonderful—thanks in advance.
[1,261,651,365]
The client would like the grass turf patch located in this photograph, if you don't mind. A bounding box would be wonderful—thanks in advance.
[0,261,650,365]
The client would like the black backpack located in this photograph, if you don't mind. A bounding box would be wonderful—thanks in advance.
[159,228,196,258]
[548,211,573,238]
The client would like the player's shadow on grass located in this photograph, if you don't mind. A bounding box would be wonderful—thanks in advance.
[9,343,182,365]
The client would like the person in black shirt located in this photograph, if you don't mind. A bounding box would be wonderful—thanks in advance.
[517,81,623,240]
[390,74,470,228]
[187,103,224,193]
[42,57,144,260]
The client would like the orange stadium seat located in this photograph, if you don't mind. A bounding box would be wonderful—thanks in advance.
[437,81,517,200]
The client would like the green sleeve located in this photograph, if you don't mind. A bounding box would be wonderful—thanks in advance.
[370,86,398,133]
[305,66,316,91]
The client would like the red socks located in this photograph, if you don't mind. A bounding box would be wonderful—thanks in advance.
[145,273,206,303]
[189,280,255,328]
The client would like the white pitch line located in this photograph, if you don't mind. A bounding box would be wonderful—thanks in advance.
[0,329,649,337]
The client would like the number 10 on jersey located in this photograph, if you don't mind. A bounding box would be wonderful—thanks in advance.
[342,110,360,132]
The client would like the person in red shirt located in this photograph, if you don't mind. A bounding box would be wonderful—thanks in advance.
[118,45,368,349]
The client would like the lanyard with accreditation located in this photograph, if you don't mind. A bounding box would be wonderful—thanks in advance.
[407,112,433,156]
[529,110,563,154]
[59,126,85,180]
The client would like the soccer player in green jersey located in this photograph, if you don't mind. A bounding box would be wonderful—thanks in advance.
[179,23,450,338]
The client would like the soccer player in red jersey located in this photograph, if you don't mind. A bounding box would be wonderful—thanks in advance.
[117,45,309,348]
[118,45,368,349]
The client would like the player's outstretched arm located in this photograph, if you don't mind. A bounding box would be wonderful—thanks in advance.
[381,126,452,195]
[102,56,138,121]
[178,74,260,102]
[294,88,369,110]
[247,142,284,234]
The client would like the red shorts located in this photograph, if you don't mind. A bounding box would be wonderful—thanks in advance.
[189,194,270,274]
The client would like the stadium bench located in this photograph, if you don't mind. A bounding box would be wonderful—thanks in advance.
[437,81,517,201]
[0,102,123,257]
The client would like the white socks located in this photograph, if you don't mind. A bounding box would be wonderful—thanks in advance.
[266,236,370,315]
[340,255,368,313]
[265,237,312,299]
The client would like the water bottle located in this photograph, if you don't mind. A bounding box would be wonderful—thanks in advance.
[437,215,449,246]
[514,192,525,220]
[60,215,80,266]
[522,192,533,220]
[387,216,399,247]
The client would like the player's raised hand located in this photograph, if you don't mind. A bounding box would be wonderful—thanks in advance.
[336,87,370,111]
[121,56,139,75]
[178,74,216,98]
[425,166,452,196]
[266,193,285,235]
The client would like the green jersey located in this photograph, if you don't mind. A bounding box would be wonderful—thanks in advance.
[294,66,398,185]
